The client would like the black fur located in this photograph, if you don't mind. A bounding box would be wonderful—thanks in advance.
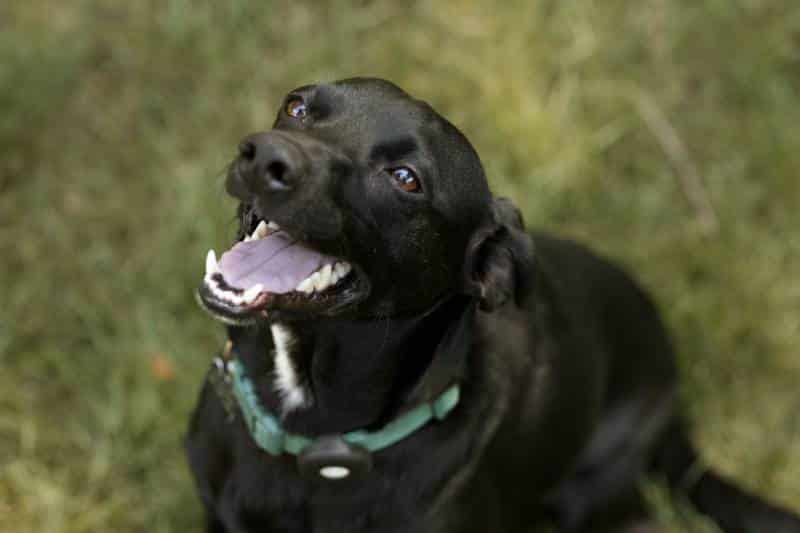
[186,78,800,532]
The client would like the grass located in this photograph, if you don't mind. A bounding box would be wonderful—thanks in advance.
[1,1,798,531]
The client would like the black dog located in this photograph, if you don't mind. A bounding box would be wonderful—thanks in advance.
[186,78,800,532]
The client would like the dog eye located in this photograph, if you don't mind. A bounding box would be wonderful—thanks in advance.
[388,167,422,193]
[285,97,308,119]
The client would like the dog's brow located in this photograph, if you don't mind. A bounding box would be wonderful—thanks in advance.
[368,136,418,162]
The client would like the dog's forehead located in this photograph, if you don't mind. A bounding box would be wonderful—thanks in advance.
[291,78,443,136]
[326,78,426,113]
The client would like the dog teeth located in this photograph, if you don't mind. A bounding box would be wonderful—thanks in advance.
[242,284,263,303]
[206,278,263,306]
[318,264,333,289]
[307,271,321,292]
[205,250,218,276]
[253,220,270,239]
[294,262,351,294]
[204,257,352,305]
[202,251,262,306]
[296,276,314,294]
[243,220,279,242]
[334,262,351,279]
[328,267,340,286]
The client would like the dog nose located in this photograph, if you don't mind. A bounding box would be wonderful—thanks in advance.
[236,133,304,193]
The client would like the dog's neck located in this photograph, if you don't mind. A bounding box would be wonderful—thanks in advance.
[227,296,473,435]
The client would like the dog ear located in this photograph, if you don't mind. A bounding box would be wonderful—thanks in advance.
[464,197,535,312]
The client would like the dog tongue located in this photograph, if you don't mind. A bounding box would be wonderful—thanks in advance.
[218,230,335,293]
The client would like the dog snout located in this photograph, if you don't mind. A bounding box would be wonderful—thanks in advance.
[228,132,309,198]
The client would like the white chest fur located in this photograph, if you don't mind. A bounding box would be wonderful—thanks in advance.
[270,323,311,412]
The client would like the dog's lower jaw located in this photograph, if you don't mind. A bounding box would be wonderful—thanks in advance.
[270,323,312,413]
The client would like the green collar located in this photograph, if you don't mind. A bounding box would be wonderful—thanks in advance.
[218,357,460,457]
[209,297,474,480]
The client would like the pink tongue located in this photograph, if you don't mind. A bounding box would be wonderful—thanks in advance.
[218,231,336,293]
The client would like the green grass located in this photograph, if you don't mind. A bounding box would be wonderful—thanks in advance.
[1,1,798,531]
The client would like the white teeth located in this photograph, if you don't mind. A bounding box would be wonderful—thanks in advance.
[317,264,332,290]
[205,257,353,302]
[308,271,322,292]
[242,284,263,302]
[205,250,218,276]
[293,261,351,294]
[335,262,351,279]
[243,220,276,242]
[203,255,264,306]
[254,220,270,239]
[207,282,260,306]
[296,276,314,294]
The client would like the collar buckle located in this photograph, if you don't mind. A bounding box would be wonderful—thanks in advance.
[297,435,373,482]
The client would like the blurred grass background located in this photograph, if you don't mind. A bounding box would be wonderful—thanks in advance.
[1,1,798,531]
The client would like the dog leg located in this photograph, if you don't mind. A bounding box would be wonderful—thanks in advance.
[651,419,800,533]
[185,380,234,533]
[545,388,676,531]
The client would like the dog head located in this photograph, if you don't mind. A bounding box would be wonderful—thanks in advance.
[198,78,533,324]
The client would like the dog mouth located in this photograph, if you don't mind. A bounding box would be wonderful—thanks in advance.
[197,216,366,325]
